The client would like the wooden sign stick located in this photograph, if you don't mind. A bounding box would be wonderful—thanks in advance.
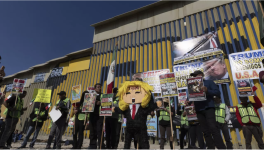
[100,116,105,149]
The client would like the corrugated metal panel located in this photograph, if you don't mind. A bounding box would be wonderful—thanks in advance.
[90,1,264,148]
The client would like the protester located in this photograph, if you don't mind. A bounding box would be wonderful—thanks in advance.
[105,88,118,149]
[0,92,6,113]
[46,91,71,149]
[156,97,173,149]
[0,91,27,149]
[19,103,48,149]
[72,91,89,149]
[88,83,105,149]
[214,96,233,149]
[112,88,122,149]
[189,70,226,149]
[236,91,264,149]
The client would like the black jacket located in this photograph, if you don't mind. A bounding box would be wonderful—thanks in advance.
[29,107,48,127]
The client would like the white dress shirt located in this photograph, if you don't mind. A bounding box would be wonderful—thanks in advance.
[129,104,140,117]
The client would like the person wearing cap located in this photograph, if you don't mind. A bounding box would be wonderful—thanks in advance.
[46,91,71,149]
[156,97,174,149]
[19,103,48,149]
[214,96,233,149]
[105,87,119,149]
[72,91,89,149]
[189,70,226,149]
[236,90,264,149]
[0,91,27,149]
[88,83,105,149]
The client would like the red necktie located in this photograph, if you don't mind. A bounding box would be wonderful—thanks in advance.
[211,39,216,48]
[132,104,136,120]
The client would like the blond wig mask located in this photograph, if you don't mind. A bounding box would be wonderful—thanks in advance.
[117,81,153,111]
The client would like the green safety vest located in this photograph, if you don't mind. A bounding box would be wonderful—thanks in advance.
[78,104,86,120]
[48,121,52,129]
[215,103,226,123]
[159,107,170,121]
[32,108,46,122]
[56,98,70,113]
[237,103,260,124]
[181,114,189,126]
[8,97,24,118]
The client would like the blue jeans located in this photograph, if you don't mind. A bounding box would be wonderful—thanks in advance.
[21,126,41,147]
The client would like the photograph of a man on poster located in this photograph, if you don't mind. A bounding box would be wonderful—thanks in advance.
[203,57,229,80]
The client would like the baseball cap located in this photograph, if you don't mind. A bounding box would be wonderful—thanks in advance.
[259,71,264,84]
[190,70,204,77]
[57,91,66,95]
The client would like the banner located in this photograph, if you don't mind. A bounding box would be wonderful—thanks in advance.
[187,77,206,101]
[33,89,51,103]
[87,87,95,93]
[229,49,264,80]
[50,67,63,78]
[185,105,197,121]
[235,79,253,97]
[100,93,114,116]
[178,92,187,106]
[227,106,242,128]
[172,31,222,64]
[143,69,170,93]
[82,93,96,112]
[34,73,46,83]
[72,85,81,102]
[159,73,178,97]
[146,113,157,137]
[12,79,25,94]
[173,57,229,90]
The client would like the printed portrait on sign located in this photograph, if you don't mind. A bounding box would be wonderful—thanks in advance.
[203,57,229,80]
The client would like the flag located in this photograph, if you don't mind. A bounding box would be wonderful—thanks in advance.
[5,94,12,101]
[29,99,35,106]
[46,102,52,110]
[107,43,118,94]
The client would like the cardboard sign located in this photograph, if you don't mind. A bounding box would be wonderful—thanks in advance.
[235,79,253,97]
[100,93,114,116]
[87,87,95,93]
[146,113,157,137]
[178,92,187,106]
[82,93,96,112]
[72,85,81,102]
[185,105,197,121]
[12,79,25,94]
[33,89,52,103]
[159,73,178,97]
[187,77,206,101]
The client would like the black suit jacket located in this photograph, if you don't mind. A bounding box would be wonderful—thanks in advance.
[115,95,157,129]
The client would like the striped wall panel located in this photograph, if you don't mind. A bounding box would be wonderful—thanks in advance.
[90,1,264,148]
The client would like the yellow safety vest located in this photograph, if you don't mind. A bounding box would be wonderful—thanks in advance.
[8,97,24,118]
[181,114,189,126]
[215,103,226,123]
[159,107,170,121]
[32,108,46,122]
[238,103,260,124]
[78,104,85,120]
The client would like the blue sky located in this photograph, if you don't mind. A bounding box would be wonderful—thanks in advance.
[0,1,156,76]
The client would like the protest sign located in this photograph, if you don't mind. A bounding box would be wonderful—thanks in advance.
[33,89,51,103]
[154,97,164,108]
[185,105,197,121]
[122,118,127,127]
[159,73,178,97]
[72,85,81,102]
[82,93,96,112]
[100,93,114,116]
[187,77,206,101]
[146,113,157,137]
[178,92,187,106]
[143,69,170,93]
[12,79,26,94]
[172,31,222,64]
[229,49,264,80]
[49,107,62,122]
[227,106,242,128]
[235,79,253,97]
[173,57,229,90]
[68,117,74,128]
[87,87,95,93]
[34,73,46,83]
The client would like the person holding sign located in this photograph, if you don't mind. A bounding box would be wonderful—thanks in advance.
[189,70,226,149]
[72,91,89,149]
[235,91,264,149]
[112,81,157,149]
[155,97,174,149]
[0,91,27,149]
[18,103,48,149]
[214,96,233,149]
[46,91,71,149]
[88,83,105,149]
